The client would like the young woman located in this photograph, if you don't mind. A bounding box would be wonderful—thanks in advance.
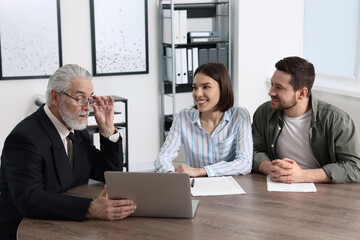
[154,62,253,177]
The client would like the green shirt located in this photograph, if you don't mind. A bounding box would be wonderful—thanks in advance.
[252,96,360,183]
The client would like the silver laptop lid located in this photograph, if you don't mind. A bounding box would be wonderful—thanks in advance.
[105,172,199,218]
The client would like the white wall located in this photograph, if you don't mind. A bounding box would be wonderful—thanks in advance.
[233,0,360,136]
[234,0,304,115]
[0,0,161,171]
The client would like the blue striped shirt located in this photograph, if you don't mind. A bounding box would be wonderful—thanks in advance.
[154,107,253,177]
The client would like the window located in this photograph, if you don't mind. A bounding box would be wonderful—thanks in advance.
[304,0,360,81]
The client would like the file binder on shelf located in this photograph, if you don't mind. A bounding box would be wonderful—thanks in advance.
[165,47,188,84]
[165,47,173,81]
[198,48,208,66]
[192,47,199,74]
[163,9,187,44]
[218,47,228,69]
[175,48,182,84]
[208,48,217,63]
[187,48,193,84]
[163,9,180,44]
[179,10,187,44]
[192,47,229,70]
[188,37,221,43]
[187,31,220,38]
[180,48,188,84]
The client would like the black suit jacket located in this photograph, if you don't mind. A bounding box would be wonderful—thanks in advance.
[0,106,123,239]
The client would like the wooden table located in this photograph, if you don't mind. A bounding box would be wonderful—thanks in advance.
[17,174,360,240]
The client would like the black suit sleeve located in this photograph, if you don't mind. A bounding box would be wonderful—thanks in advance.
[2,132,92,221]
[78,131,123,182]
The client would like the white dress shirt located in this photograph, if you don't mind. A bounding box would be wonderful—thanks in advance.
[43,104,119,156]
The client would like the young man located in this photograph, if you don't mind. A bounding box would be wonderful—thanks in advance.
[252,56,360,184]
[0,64,136,240]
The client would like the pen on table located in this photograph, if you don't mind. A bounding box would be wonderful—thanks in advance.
[191,178,195,188]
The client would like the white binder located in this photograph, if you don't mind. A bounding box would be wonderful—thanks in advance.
[175,48,182,84]
[179,10,188,44]
[165,47,173,81]
[187,48,193,83]
[180,48,188,84]
[163,9,180,44]
[192,47,199,74]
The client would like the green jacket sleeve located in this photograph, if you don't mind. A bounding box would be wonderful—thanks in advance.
[321,113,360,183]
[252,103,272,172]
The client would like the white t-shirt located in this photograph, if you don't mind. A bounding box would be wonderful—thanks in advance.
[276,110,320,169]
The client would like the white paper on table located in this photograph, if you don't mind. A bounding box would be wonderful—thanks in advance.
[266,175,317,192]
[190,176,246,196]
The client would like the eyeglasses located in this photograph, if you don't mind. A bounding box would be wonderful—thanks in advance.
[61,92,97,106]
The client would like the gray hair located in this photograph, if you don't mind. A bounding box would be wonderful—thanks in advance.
[45,64,93,105]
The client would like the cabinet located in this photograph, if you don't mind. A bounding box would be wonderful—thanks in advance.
[159,0,231,143]
[87,96,129,172]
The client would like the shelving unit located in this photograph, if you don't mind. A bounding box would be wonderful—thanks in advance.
[87,95,129,172]
[159,0,231,143]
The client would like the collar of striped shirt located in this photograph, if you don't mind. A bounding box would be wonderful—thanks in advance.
[191,109,231,127]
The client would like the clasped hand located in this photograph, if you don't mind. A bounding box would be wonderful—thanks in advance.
[268,158,305,184]
[92,95,116,137]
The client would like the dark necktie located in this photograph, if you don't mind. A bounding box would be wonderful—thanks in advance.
[67,132,75,169]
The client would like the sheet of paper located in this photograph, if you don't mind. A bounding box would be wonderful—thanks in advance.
[266,176,317,192]
[190,176,246,196]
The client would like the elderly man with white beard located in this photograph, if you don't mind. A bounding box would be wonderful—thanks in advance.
[0,64,136,240]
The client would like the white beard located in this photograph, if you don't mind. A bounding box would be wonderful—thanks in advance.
[59,102,89,130]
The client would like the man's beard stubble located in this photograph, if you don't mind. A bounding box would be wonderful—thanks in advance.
[271,96,298,111]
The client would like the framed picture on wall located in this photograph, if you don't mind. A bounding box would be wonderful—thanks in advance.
[90,0,149,76]
[0,0,62,80]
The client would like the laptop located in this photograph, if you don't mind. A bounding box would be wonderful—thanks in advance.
[104,171,199,218]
